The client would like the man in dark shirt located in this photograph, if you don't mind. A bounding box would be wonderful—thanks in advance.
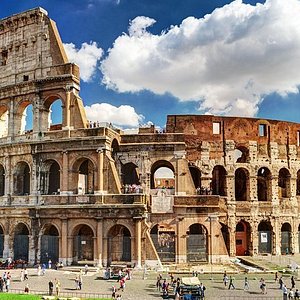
[48,280,54,295]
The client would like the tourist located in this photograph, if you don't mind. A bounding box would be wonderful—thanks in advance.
[48,259,52,269]
[292,276,296,289]
[84,264,88,275]
[275,272,278,282]
[24,268,28,280]
[75,276,79,289]
[42,264,46,275]
[0,276,3,292]
[228,276,235,290]
[295,289,300,300]
[283,284,288,300]
[279,276,284,289]
[223,272,228,287]
[199,282,206,299]
[289,288,295,299]
[37,264,41,276]
[156,275,161,291]
[48,280,54,295]
[20,269,24,282]
[112,285,116,299]
[260,278,266,294]
[6,277,10,292]
[244,277,249,291]
[24,283,29,293]
[78,274,83,290]
[55,278,60,296]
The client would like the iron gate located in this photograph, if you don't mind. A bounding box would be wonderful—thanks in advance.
[187,234,207,262]
[14,235,29,261]
[258,231,272,253]
[151,232,175,262]
[40,235,59,263]
[107,236,131,264]
[73,235,93,262]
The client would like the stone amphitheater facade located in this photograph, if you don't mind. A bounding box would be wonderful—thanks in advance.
[0,7,299,267]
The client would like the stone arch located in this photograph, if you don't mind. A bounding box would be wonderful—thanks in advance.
[234,145,249,163]
[0,104,9,138]
[258,220,273,254]
[281,222,292,254]
[107,224,132,266]
[186,223,208,262]
[150,224,175,263]
[72,224,94,263]
[14,98,34,135]
[212,165,227,196]
[257,167,272,201]
[189,165,201,191]
[150,160,175,190]
[71,157,96,194]
[40,224,59,264]
[13,222,30,261]
[122,162,140,186]
[235,220,251,256]
[278,168,291,198]
[43,94,66,130]
[235,167,249,201]
[40,159,61,195]
[0,163,5,196]
[13,161,31,195]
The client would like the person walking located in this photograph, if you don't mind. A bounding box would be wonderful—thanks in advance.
[279,276,284,290]
[292,276,296,289]
[223,273,229,287]
[289,289,295,299]
[24,283,29,293]
[244,277,250,291]
[24,268,28,280]
[260,278,266,294]
[55,278,60,296]
[228,276,235,290]
[283,284,288,300]
[48,280,54,296]
[295,289,300,300]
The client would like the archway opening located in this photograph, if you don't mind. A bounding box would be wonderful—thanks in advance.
[234,146,249,163]
[257,167,271,201]
[14,223,29,261]
[107,225,131,266]
[189,165,201,192]
[278,168,290,198]
[235,168,249,201]
[14,162,30,195]
[41,225,59,264]
[77,159,94,194]
[235,221,251,256]
[48,99,63,131]
[258,221,272,254]
[151,161,175,191]
[186,224,208,262]
[0,106,8,138]
[73,225,94,263]
[281,223,292,255]
[220,223,230,255]
[111,139,119,161]
[122,162,140,186]
[212,165,227,196]
[150,224,175,263]
[40,160,60,195]
[21,104,33,134]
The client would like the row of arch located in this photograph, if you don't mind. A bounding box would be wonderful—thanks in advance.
[0,223,132,265]
[0,98,63,138]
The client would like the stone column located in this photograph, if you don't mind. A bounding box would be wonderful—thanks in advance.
[96,219,103,267]
[135,218,142,268]
[225,175,235,201]
[3,234,10,259]
[95,149,104,194]
[251,220,259,255]
[271,175,279,205]
[28,235,36,265]
[249,175,257,201]
[63,88,71,130]
[60,151,70,194]
[176,218,186,263]
[273,218,281,255]
[228,216,236,257]
[67,236,73,266]
[60,219,68,265]
[174,151,187,196]
[102,237,108,267]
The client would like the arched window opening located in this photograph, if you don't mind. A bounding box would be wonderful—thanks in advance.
[111,139,119,161]
[0,164,5,196]
[258,221,272,254]
[122,162,140,186]
[189,165,201,193]
[0,107,8,138]
[235,221,251,256]
[150,224,175,263]
[281,222,292,255]
[40,160,60,195]
[278,168,290,198]
[153,167,174,189]
[78,159,94,194]
[0,226,4,258]
[73,225,94,263]
[14,162,30,195]
[21,104,33,134]
[48,99,63,131]
[257,167,271,201]
[41,225,59,264]
[107,225,131,266]
[14,223,29,261]
[212,166,227,196]
[186,224,208,262]
[235,168,249,201]
[234,147,249,163]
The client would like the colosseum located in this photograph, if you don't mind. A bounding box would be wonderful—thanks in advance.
[0,7,299,268]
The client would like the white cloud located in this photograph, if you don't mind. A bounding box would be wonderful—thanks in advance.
[64,42,103,82]
[100,0,300,117]
[85,103,144,127]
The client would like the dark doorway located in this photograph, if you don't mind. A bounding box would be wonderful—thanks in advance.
[14,223,29,261]
[41,225,59,264]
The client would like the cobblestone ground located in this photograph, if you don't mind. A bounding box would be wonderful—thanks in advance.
[2,268,295,299]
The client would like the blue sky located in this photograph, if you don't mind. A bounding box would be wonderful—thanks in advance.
[2,0,300,129]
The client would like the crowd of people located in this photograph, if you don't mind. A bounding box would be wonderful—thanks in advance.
[111,268,132,299]
[123,184,143,194]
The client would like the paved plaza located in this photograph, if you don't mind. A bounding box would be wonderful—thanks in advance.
[0,266,296,299]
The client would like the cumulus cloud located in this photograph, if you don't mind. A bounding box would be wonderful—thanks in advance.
[85,103,144,127]
[64,42,103,82]
[100,0,300,116]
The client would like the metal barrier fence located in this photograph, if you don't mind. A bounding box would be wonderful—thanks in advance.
[8,288,113,299]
